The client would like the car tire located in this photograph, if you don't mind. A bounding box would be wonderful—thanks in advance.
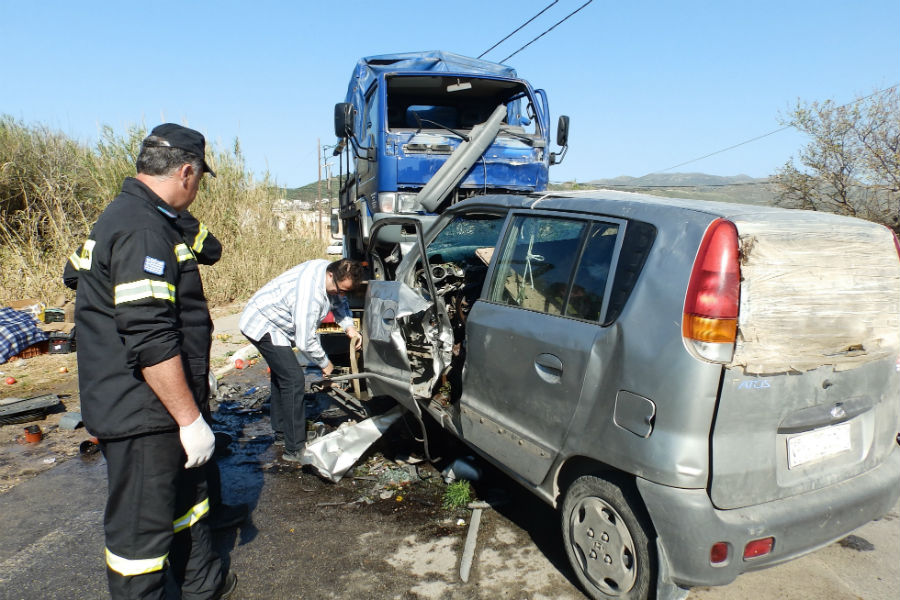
[561,475,655,600]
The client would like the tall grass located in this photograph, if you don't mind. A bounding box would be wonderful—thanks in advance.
[0,116,324,307]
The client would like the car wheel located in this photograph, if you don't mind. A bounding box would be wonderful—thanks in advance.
[561,475,655,599]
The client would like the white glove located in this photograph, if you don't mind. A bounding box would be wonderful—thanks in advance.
[179,414,215,468]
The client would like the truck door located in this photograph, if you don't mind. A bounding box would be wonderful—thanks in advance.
[460,214,623,486]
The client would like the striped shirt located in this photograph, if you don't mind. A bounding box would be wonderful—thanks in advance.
[239,260,353,368]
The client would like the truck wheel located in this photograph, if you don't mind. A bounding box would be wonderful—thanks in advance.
[561,475,655,599]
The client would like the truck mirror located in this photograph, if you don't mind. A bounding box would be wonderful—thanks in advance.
[334,103,355,138]
[556,115,570,147]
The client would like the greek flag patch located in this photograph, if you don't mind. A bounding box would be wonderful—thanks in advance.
[143,256,165,276]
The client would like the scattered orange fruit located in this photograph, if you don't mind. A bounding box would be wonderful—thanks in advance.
[234,359,245,369]
[59,366,68,373]
[266,366,271,375]
[5,377,16,385]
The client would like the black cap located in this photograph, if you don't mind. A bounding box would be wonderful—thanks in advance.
[146,123,216,177]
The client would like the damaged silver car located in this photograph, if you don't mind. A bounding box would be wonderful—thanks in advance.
[355,191,900,600]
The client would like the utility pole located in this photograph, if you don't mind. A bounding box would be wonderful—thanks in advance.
[325,162,332,236]
[317,138,323,240]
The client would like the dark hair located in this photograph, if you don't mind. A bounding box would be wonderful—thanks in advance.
[326,259,364,291]
[136,136,204,177]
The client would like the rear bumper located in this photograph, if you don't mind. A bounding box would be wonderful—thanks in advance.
[637,445,900,588]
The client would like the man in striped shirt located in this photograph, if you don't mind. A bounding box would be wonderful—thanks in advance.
[239,259,364,461]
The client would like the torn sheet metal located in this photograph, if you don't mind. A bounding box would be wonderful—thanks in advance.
[366,282,430,343]
[411,304,454,399]
[300,405,406,482]
[731,215,900,374]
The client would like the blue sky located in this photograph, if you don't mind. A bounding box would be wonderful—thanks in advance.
[2,1,897,187]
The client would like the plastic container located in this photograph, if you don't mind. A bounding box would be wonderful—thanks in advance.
[441,456,482,483]
[229,345,259,368]
[24,425,42,443]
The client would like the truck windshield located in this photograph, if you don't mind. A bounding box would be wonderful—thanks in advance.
[386,75,538,136]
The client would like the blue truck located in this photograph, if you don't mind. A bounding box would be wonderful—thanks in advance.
[332,50,569,264]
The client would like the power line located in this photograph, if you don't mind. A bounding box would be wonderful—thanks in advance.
[647,84,900,175]
[479,1,559,59]
[500,0,593,64]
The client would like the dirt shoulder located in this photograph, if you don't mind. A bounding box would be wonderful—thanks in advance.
[0,305,249,495]
[0,351,89,493]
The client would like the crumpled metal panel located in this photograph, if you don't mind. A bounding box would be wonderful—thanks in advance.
[409,305,454,399]
[300,405,406,482]
[365,282,431,343]
[345,50,517,103]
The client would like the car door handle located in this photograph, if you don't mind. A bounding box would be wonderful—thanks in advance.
[382,308,396,326]
[534,353,563,383]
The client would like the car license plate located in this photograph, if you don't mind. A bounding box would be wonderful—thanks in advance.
[787,422,852,469]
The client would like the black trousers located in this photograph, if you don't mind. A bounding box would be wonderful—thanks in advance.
[248,334,307,453]
[100,431,223,600]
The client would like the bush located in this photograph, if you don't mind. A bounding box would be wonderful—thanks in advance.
[0,116,325,306]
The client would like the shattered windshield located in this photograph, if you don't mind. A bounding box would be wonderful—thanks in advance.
[426,214,505,264]
[386,75,538,136]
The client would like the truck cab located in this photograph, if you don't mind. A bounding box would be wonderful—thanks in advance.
[332,51,569,261]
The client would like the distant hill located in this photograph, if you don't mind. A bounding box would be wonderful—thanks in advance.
[587,173,760,187]
[552,173,778,206]
[276,177,342,203]
[282,173,779,207]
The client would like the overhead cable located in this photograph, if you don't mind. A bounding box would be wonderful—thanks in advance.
[648,83,900,175]
[500,0,593,64]
[478,0,559,59]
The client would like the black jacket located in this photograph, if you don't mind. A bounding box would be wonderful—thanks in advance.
[71,178,213,439]
[64,210,221,289]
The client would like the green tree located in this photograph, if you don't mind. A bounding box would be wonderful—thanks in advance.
[772,87,899,232]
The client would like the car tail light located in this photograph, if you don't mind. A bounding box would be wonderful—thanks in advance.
[743,537,774,560]
[682,219,740,363]
[710,542,729,565]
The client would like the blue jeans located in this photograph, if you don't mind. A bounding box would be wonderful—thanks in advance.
[249,334,307,453]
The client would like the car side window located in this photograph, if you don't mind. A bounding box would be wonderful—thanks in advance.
[567,223,619,321]
[489,216,587,316]
[489,216,619,322]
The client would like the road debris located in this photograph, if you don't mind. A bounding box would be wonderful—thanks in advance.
[300,405,406,482]
[0,394,61,424]
[58,411,83,430]
[459,506,483,582]
[24,424,42,443]
[441,456,481,483]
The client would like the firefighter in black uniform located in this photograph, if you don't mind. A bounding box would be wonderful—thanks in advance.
[66,211,249,532]
[70,123,237,599]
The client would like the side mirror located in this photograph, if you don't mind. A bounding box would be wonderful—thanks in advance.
[551,115,570,165]
[556,115,570,147]
[334,103,355,138]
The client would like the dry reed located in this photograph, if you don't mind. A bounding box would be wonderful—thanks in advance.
[0,116,325,308]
